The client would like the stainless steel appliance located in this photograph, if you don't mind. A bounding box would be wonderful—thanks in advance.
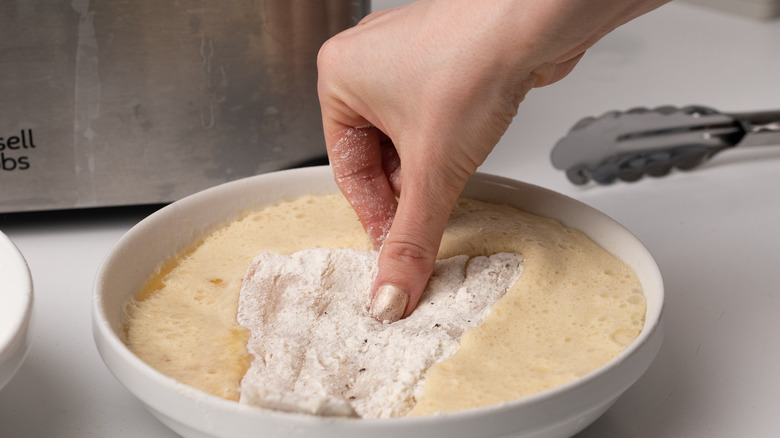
[0,0,369,212]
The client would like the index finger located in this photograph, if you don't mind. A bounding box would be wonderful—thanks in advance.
[325,123,398,249]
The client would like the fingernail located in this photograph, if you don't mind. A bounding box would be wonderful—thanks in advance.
[370,284,408,323]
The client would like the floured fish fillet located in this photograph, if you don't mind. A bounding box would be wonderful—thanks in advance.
[237,248,523,418]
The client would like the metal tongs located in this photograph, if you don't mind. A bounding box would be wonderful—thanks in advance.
[550,105,780,185]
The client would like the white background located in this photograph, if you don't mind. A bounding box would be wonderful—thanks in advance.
[1,2,779,436]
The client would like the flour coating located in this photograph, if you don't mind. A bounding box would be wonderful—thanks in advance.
[237,248,523,418]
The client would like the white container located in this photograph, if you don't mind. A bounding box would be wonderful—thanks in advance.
[0,231,34,391]
[92,166,664,438]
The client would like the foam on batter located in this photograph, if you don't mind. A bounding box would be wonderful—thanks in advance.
[123,194,646,416]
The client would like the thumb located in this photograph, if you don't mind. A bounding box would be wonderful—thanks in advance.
[369,170,467,322]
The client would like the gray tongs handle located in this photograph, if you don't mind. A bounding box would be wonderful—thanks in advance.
[550,105,780,185]
[735,109,780,147]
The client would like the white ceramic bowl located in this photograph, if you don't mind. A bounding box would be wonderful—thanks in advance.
[0,230,33,391]
[93,166,664,438]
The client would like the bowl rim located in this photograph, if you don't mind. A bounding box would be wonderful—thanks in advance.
[92,166,664,433]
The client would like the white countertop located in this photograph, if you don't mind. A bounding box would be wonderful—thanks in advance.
[2,2,779,437]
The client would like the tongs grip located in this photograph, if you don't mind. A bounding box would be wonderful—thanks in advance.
[551,105,780,185]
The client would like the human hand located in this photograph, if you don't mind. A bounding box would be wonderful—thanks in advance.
[317,0,669,322]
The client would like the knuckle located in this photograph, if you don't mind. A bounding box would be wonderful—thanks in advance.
[316,37,339,67]
[382,240,436,273]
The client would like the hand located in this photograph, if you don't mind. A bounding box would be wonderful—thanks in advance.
[317,0,669,322]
